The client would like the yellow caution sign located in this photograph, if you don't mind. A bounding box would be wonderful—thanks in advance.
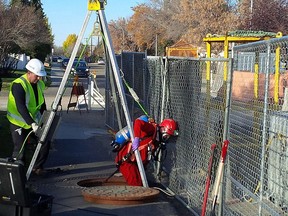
[88,0,101,11]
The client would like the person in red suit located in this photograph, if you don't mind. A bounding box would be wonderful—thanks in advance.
[114,116,179,186]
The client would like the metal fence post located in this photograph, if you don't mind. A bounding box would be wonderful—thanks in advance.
[258,42,271,215]
[219,58,234,215]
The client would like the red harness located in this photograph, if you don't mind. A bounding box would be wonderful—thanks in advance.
[115,122,158,166]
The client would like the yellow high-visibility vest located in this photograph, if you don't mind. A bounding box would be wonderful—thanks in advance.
[7,74,45,129]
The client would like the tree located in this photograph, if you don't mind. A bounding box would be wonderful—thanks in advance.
[149,0,237,48]
[62,34,84,58]
[0,0,53,74]
[52,45,65,56]
[108,0,288,55]
[109,18,136,54]
[126,0,237,55]
[237,0,288,34]
[11,0,42,10]
[147,0,185,43]
[63,34,77,57]
[128,4,163,54]
[19,0,53,60]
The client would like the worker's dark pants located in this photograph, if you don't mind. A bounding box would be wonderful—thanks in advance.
[10,123,50,170]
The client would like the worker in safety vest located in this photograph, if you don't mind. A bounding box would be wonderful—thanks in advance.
[6,58,48,175]
[114,116,179,186]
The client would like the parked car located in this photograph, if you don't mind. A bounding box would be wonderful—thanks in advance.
[62,58,69,68]
[52,56,58,62]
[57,56,63,63]
[71,61,90,77]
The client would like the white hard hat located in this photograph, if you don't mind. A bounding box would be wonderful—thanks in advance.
[25,58,46,76]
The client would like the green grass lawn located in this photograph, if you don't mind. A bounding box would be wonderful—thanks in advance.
[0,111,13,158]
[1,67,51,91]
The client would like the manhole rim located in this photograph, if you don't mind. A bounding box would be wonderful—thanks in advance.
[82,185,160,204]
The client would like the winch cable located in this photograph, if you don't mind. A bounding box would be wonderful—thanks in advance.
[152,187,174,197]
[16,130,33,160]
[119,69,150,117]
[77,30,93,65]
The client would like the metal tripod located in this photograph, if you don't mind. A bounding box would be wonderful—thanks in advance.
[26,1,148,187]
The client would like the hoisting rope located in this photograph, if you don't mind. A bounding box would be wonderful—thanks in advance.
[119,68,150,117]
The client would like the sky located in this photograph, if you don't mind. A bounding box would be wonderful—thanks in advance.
[41,0,147,47]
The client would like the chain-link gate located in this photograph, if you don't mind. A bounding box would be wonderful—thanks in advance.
[146,57,231,216]
[222,36,288,216]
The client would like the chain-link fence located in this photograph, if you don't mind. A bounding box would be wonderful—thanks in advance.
[105,37,288,216]
[222,36,288,216]
[105,52,147,130]
[147,57,231,216]
[106,53,231,215]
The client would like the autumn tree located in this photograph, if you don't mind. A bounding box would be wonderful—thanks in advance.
[125,0,238,55]
[237,0,288,34]
[148,0,237,49]
[108,18,137,54]
[146,0,186,43]
[93,41,105,59]
[127,4,166,54]
[107,0,288,56]
[63,34,77,57]
[62,34,85,57]
[109,20,125,54]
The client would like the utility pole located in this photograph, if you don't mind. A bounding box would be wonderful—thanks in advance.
[155,33,158,56]
[120,26,125,51]
[90,37,93,57]
[250,0,253,29]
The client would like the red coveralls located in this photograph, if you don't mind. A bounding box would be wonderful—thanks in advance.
[115,118,158,186]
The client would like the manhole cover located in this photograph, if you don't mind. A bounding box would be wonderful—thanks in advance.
[82,185,160,205]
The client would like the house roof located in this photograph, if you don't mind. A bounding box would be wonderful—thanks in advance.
[168,39,198,48]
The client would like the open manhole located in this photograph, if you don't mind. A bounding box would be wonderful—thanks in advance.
[78,176,160,205]
[77,176,127,187]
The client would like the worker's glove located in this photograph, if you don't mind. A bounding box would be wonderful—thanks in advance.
[132,137,140,151]
[31,123,39,133]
